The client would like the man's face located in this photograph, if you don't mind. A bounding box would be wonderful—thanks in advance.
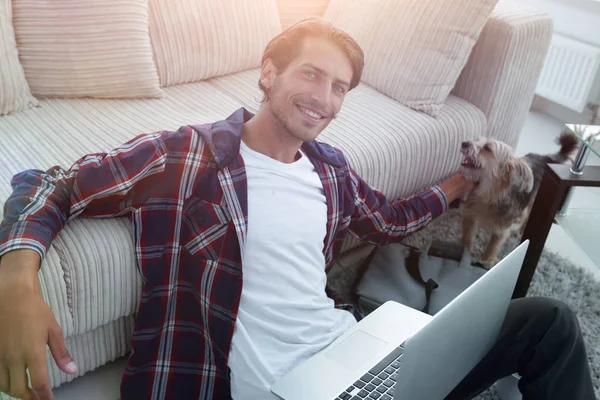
[261,36,354,142]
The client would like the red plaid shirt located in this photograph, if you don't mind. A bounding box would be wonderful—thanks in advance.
[0,108,448,399]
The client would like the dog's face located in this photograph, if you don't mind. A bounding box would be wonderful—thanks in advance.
[460,137,534,194]
[459,137,515,182]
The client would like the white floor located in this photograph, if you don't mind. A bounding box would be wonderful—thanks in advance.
[48,111,600,400]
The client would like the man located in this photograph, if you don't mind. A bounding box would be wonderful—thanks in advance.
[0,18,594,400]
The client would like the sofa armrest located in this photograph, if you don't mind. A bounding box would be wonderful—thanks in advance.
[451,2,553,147]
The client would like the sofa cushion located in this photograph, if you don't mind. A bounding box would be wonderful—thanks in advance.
[323,0,498,117]
[0,0,38,115]
[277,0,330,30]
[0,82,245,336]
[209,69,487,199]
[149,0,282,87]
[12,0,162,99]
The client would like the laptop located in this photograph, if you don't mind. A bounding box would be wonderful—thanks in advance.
[271,241,529,400]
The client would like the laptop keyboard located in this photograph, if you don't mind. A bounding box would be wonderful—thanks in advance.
[334,344,404,400]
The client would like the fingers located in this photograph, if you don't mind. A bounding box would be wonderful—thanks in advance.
[0,365,9,395]
[1,364,38,400]
[24,390,40,400]
[28,356,52,400]
[47,325,76,375]
[8,364,32,399]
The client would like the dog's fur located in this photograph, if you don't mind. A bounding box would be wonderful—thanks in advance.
[459,131,579,264]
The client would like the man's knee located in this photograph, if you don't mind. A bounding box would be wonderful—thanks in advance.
[526,297,581,341]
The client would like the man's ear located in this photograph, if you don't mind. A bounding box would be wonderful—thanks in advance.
[260,59,277,92]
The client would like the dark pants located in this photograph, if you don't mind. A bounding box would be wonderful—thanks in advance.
[445,297,596,400]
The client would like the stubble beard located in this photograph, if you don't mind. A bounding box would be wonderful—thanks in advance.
[267,80,328,143]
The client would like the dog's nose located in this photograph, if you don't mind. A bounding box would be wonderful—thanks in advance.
[461,141,469,150]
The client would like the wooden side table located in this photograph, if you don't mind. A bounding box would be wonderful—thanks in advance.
[514,163,600,298]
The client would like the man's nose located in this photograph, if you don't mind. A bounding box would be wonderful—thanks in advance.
[461,141,470,150]
[310,81,331,105]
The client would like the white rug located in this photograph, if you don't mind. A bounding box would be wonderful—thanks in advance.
[328,209,600,399]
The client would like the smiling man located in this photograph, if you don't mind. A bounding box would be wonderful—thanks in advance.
[244,24,356,162]
[0,18,594,400]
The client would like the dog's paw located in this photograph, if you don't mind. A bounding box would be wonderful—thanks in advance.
[460,236,473,253]
[481,251,500,267]
[481,258,499,269]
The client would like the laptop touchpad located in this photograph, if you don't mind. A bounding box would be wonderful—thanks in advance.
[324,330,389,371]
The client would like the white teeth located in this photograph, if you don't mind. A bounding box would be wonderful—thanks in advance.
[299,106,322,119]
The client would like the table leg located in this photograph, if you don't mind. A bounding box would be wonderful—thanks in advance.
[515,166,567,298]
[557,187,576,217]
[558,139,592,216]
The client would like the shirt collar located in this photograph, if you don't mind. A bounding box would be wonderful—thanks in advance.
[191,107,344,170]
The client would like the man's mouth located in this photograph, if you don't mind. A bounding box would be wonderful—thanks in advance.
[461,155,477,168]
[297,105,325,121]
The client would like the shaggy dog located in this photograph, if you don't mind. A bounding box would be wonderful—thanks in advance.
[459,131,579,264]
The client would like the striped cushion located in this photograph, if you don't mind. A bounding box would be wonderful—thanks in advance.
[277,0,330,30]
[149,0,282,87]
[0,0,37,115]
[324,0,498,117]
[12,0,162,99]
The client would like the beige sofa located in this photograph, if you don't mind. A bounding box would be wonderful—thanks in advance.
[0,0,552,395]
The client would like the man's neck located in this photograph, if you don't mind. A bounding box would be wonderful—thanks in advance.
[242,106,302,164]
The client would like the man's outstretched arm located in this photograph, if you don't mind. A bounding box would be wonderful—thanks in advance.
[348,168,474,246]
[0,129,176,400]
[0,131,170,260]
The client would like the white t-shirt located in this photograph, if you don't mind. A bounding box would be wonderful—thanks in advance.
[228,141,357,399]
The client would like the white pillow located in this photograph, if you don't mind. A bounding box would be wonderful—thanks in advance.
[0,0,38,115]
[325,0,498,117]
[149,0,282,87]
[13,0,162,99]
[277,0,330,30]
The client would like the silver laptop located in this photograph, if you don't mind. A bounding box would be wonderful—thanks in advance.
[271,241,529,400]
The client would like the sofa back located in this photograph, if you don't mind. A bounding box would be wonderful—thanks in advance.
[3,0,495,118]
[278,0,330,29]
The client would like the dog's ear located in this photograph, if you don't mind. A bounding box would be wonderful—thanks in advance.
[502,159,534,193]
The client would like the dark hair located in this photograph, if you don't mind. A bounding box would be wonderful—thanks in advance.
[258,18,364,102]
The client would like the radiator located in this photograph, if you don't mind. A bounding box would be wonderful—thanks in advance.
[535,34,600,113]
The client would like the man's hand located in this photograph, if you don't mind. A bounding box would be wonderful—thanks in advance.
[437,172,478,204]
[0,250,76,400]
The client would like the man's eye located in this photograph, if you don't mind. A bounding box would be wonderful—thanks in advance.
[334,84,345,94]
[305,71,316,78]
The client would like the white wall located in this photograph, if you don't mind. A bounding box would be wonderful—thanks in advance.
[515,0,600,46]
[503,0,600,124]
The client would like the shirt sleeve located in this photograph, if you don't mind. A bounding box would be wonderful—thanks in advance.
[347,167,448,246]
[0,130,171,260]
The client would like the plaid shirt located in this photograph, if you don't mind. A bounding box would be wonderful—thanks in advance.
[0,107,447,399]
